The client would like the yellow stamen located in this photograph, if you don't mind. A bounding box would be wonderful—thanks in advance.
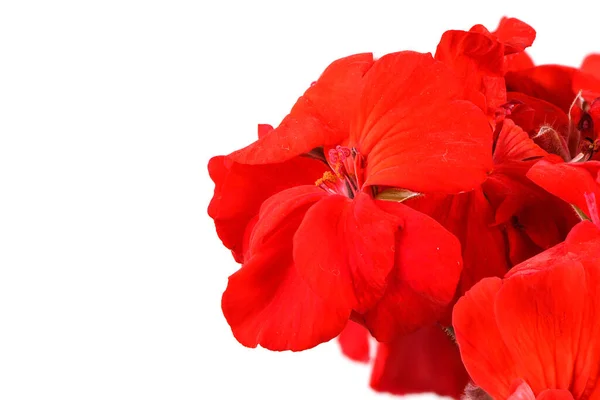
[315,171,338,186]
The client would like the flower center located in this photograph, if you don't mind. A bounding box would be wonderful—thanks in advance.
[315,145,364,198]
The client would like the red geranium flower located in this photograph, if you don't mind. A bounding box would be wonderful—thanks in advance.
[402,19,577,304]
[453,220,600,400]
[209,51,493,350]
[338,321,469,399]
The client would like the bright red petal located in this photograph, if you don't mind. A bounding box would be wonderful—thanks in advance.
[573,54,600,100]
[363,200,462,341]
[222,244,350,351]
[222,186,349,351]
[453,277,518,400]
[257,123,273,138]
[492,17,536,55]
[337,320,370,363]
[506,52,535,72]
[293,192,397,312]
[553,222,600,399]
[435,29,506,114]
[493,119,546,165]
[527,160,600,220]
[207,154,325,262]
[229,54,374,164]
[369,325,469,398]
[406,190,509,295]
[581,54,600,80]
[495,262,587,394]
[536,389,575,400]
[351,51,493,193]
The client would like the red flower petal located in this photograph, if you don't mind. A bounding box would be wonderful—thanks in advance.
[363,200,462,341]
[505,52,535,72]
[406,190,509,295]
[505,222,543,265]
[493,119,546,165]
[229,54,374,164]
[527,160,600,219]
[506,92,569,139]
[453,277,518,400]
[369,325,469,398]
[506,65,577,112]
[581,54,600,79]
[207,153,325,262]
[337,320,370,363]
[293,192,397,313]
[221,185,349,351]
[484,161,578,258]
[222,244,350,351]
[435,29,506,113]
[351,51,492,193]
[573,54,600,100]
[495,262,587,394]
[536,389,575,400]
[456,222,600,399]
[257,123,273,138]
[492,17,536,55]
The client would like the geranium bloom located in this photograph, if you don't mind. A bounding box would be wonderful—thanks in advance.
[338,321,468,398]
[209,51,493,350]
[404,18,577,302]
[453,220,600,400]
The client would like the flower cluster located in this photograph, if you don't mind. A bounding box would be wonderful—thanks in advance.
[208,17,600,400]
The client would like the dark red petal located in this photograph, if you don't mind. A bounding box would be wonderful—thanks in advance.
[453,277,518,400]
[364,200,462,341]
[495,262,587,394]
[492,17,536,55]
[527,160,600,220]
[337,320,370,363]
[207,154,326,262]
[506,92,570,138]
[484,160,577,258]
[369,325,469,398]
[351,51,492,193]
[293,192,397,312]
[493,119,546,165]
[504,222,587,279]
[221,186,349,351]
[506,66,577,112]
[229,54,374,164]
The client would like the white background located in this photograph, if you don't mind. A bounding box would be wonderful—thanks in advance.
[0,1,596,399]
